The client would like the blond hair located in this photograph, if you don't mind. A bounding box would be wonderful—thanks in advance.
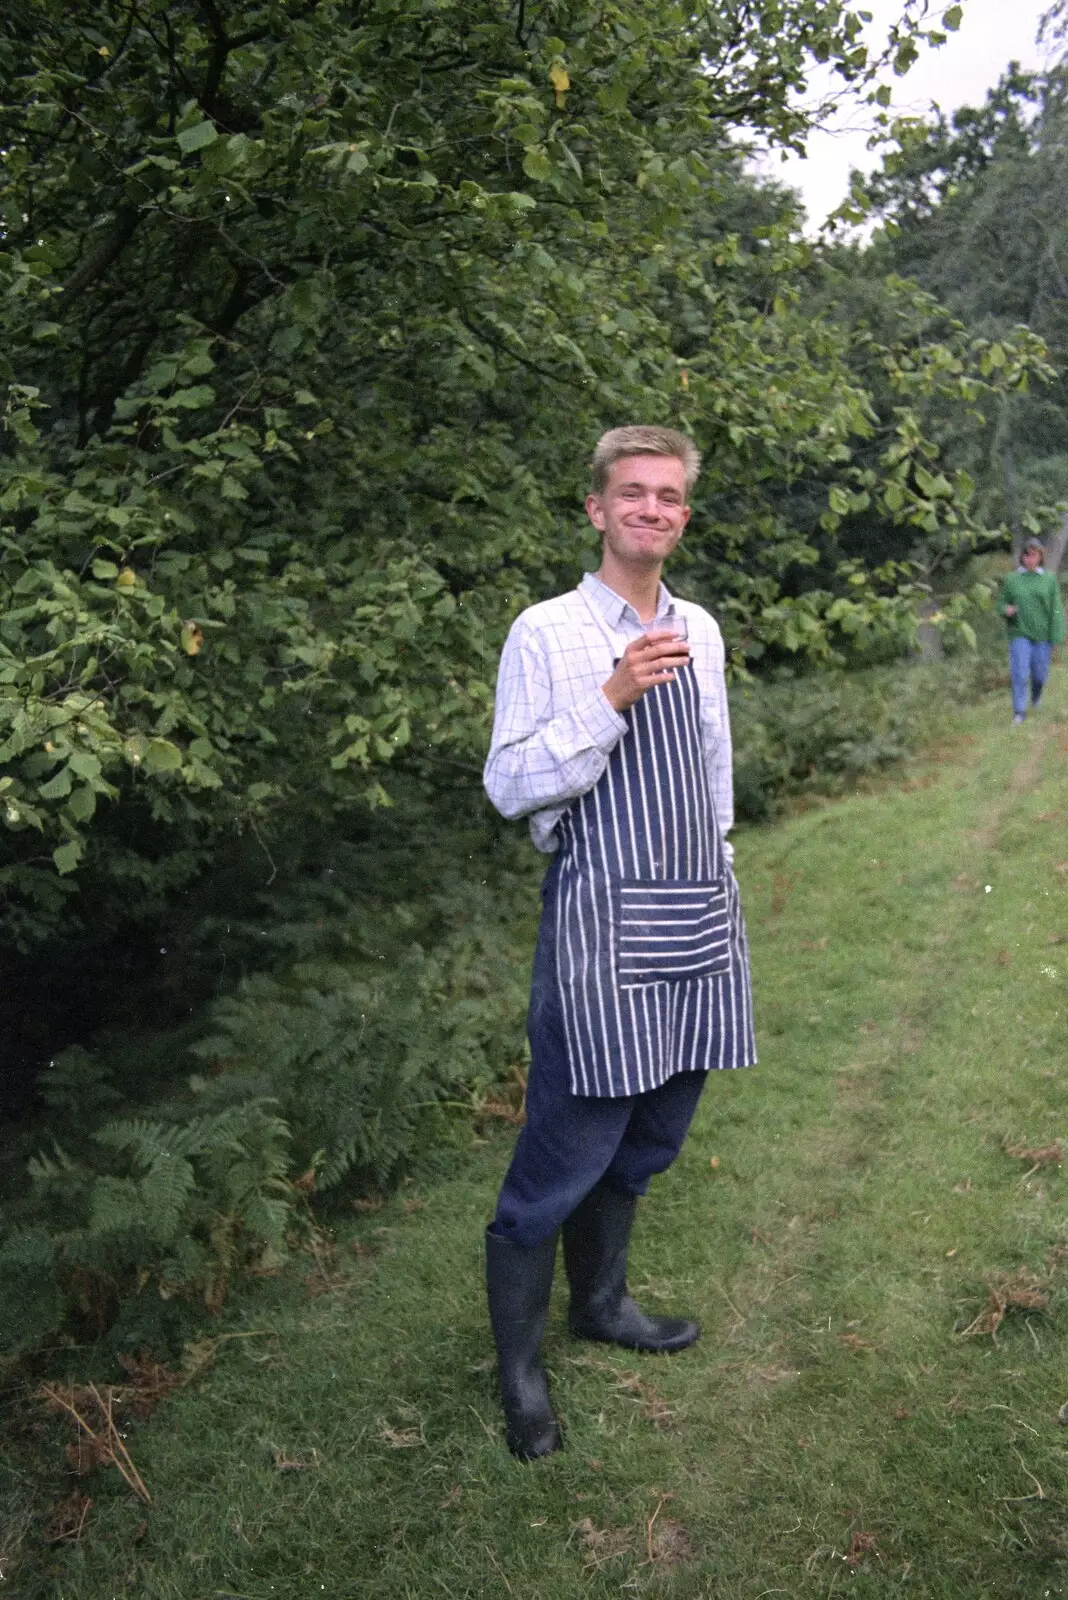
[590,426,701,495]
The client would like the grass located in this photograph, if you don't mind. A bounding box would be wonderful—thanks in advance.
[7,682,1068,1598]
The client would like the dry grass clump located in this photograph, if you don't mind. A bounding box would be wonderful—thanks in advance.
[376,1402,426,1448]
[33,1336,232,1538]
[1002,1136,1064,1171]
[571,1516,636,1569]
[43,1490,93,1546]
[472,1065,529,1129]
[570,1354,681,1431]
[570,1496,696,1574]
[957,1268,1051,1342]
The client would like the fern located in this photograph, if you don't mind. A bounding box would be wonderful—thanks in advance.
[189,947,520,1194]
[1,1099,296,1355]
[158,1235,211,1299]
[3,846,534,1355]
[88,1176,145,1239]
[0,1226,64,1352]
[37,1046,121,1119]
[138,1152,199,1245]
[94,1117,203,1164]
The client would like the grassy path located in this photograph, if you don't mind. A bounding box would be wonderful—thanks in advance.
[13,690,1068,1599]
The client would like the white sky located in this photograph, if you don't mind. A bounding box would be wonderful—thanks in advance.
[759,0,1057,228]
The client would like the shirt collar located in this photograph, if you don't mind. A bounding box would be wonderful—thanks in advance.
[579,571,674,628]
[1017,565,1046,574]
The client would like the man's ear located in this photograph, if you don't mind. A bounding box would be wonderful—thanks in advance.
[585,492,606,532]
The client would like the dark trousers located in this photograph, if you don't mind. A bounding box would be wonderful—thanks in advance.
[492,860,706,1249]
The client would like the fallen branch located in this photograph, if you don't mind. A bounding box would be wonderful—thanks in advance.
[37,1383,152,1504]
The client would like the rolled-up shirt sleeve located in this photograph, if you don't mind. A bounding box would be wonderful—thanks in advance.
[484,621,627,820]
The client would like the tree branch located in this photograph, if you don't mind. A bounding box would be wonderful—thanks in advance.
[457,312,590,389]
[61,206,142,306]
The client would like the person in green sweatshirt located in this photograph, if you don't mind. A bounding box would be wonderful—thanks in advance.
[998,538,1065,724]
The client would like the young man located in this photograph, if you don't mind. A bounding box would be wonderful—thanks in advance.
[998,538,1065,724]
[482,425,756,1460]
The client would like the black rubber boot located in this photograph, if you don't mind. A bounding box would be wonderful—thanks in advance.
[562,1182,700,1353]
[485,1228,563,1460]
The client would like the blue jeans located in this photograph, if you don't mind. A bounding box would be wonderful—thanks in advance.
[491,860,706,1248]
[1009,637,1052,717]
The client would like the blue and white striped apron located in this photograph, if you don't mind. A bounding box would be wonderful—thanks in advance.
[553,648,756,1099]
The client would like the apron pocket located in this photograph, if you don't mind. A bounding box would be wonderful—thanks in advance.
[614,878,733,987]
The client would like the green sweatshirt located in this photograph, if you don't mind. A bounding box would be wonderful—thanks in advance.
[997,568,1066,645]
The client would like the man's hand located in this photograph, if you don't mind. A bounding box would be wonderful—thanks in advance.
[1004,604,1017,617]
[602,632,691,713]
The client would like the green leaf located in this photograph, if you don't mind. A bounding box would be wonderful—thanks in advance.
[522,149,553,182]
[144,739,183,774]
[145,359,178,390]
[68,750,103,782]
[38,765,73,800]
[52,840,83,875]
[943,5,962,29]
[176,121,218,154]
[166,384,216,409]
[66,784,97,823]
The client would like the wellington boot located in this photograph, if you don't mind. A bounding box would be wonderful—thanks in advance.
[563,1182,699,1353]
[485,1228,563,1460]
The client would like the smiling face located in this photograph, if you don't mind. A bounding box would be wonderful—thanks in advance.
[585,453,691,574]
[1022,546,1043,570]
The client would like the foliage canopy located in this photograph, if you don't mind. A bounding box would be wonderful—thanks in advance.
[0,0,1047,938]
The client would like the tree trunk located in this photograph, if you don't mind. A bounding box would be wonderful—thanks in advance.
[915,598,944,661]
[1002,437,1023,559]
[1045,511,1068,573]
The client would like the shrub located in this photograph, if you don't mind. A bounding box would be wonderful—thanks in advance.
[729,652,998,820]
[0,850,535,1357]
[0,1083,292,1359]
[190,893,532,1192]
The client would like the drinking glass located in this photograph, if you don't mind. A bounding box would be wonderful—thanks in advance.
[641,613,688,641]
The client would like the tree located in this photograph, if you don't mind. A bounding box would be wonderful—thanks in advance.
[855,57,1068,560]
[0,0,1046,941]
